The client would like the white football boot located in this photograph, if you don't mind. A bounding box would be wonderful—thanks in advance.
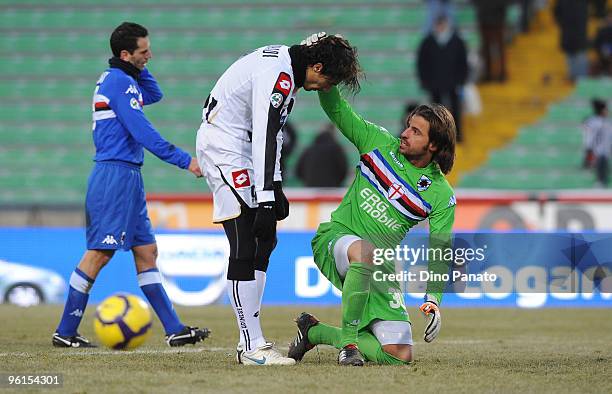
[238,342,296,366]
[236,343,244,364]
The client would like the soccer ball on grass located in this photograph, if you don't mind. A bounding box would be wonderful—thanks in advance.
[93,293,152,350]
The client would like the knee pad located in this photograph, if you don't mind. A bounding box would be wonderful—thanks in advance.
[226,257,255,281]
[254,235,277,272]
[253,255,270,273]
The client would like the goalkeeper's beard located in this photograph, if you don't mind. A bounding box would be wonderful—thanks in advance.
[401,144,429,162]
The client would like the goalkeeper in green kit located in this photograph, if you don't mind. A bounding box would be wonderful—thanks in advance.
[287,33,456,367]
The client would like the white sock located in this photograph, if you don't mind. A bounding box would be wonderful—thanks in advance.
[227,279,266,352]
[254,270,267,312]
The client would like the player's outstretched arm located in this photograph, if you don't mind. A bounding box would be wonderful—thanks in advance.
[110,75,192,170]
[318,87,394,154]
[421,190,456,342]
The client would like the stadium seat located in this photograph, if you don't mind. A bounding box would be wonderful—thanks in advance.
[0,1,479,202]
[459,76,608,190]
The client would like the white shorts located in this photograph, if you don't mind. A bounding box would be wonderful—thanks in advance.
[333,235,413,346]
[196,122,258,222]
[333,234,361,278]
[370,320,413,346]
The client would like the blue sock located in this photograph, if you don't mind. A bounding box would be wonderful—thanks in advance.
[56,268,94,336]
[138,268,184,335]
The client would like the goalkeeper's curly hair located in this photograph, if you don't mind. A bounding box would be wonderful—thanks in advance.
[301,35,363,94]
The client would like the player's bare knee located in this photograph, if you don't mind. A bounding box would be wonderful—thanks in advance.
[347,240,377,265]
[399,351,413,363]
[132,244,159,272]
[93,249,114,266]
[382,344,413,363]
[80,250,114,276]
[141,244,158,260]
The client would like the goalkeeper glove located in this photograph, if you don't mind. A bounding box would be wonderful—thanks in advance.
[252,201,276,240]
[301,32,327,46]
[419,294,441,343]
[301,32,345,46]
[273,181,290,221]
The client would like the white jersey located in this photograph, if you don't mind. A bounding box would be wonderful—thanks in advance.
[196,45,298,221]
[584,116,612,158]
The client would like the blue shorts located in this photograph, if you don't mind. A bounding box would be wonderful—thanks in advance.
[85,161,155,251]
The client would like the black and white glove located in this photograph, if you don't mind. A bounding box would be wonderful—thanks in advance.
[273,181,290,221]
[419,294,441,343]
[252,201,276,240]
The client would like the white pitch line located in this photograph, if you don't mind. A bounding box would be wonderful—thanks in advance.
[0,346,291,357]
[433,339,495,344]
[0,347,229,357]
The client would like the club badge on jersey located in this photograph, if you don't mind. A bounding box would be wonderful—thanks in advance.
[417,175,432,191]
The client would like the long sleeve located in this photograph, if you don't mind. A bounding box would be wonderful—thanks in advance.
[417,38,429,89]
[426,189,456,304]
[274,125,284,182]
[318,86,396,154]
[251,71,293,202]
[457,36,469,86]
[138,67,163,105]
[109,75,191,169]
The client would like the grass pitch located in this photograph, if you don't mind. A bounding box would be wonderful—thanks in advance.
[0,305,610,393]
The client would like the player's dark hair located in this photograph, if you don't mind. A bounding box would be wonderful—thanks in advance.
[301,35,362,94]
[110,22,148,57]
[592,98,607,116]
[409,104,456,174]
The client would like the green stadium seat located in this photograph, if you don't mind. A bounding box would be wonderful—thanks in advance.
[1,7,436,30]
[574,77,612,98]
[1,29,479,58]
[459,74,607,190]
[0,1,487,203]
[513,128,581,147]
[546,103,591,122]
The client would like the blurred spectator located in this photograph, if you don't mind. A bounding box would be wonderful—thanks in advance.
[554,0,589,82]
[280,121,297,174]
[582,117,596,170]
[583,99,612,186]
[593,9,612,76]
[590,0,607,18]
[296,123,348,187]
[472,0,509,82]
[423,0,456,33]
[518,0,535,32]
[400,101,419,135]
[417,13,468,142]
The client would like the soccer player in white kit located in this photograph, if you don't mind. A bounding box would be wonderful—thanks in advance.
[196,35,361,365]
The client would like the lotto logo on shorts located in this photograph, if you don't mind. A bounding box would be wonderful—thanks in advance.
[232,169,251,189]
[275,72,292,96]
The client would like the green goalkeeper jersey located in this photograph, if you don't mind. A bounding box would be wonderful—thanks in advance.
[319,87,456,303]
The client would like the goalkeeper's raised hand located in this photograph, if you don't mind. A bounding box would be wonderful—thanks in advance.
[419,294,441,343]
[301,32,344,46]
[301,32,327,46]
